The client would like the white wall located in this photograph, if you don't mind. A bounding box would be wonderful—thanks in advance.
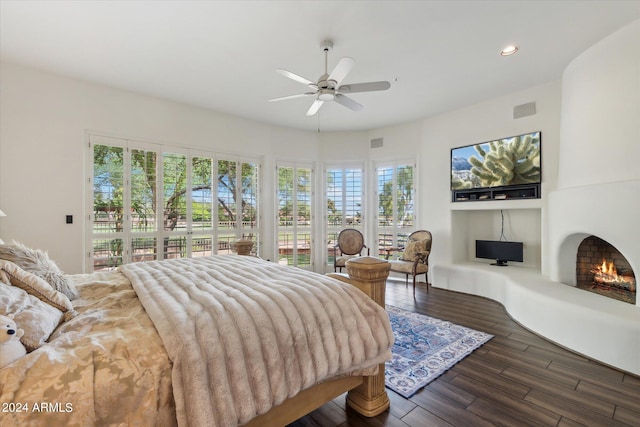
[318,131,369,161]
[0,62,319,272]
[415,81,562,273]
[558,20,640,189]
[0,62,562,276]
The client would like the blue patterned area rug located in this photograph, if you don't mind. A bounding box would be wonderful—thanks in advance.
[385,305,493,398]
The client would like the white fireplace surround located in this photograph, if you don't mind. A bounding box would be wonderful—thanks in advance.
[550,19,639,299]
[549,180,640,293]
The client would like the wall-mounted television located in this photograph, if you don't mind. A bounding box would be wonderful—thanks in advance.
[451,131,541,190]
[476,240,523,266]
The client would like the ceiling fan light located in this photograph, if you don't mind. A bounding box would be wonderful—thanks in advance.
[318,89,335,101]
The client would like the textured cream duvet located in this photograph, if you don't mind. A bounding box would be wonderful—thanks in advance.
[1,255,393,427]
[0,271,175,427]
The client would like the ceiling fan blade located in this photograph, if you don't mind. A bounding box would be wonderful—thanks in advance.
[328,57,355,86]
[306,99,324,116]
[276,69,315,86]
[338,81,391,93]
[269,92,315,102]
[334,94,363,112]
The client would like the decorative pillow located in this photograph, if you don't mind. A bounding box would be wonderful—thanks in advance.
[0,281,64,351]
[400,239,427,262]
[0,260,76,319]
[0,241,78,300]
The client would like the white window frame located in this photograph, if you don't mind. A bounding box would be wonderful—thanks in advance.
[374,159,417,257]
[86,133,261,271]
[324,162,366,268]
[276,161,314,270]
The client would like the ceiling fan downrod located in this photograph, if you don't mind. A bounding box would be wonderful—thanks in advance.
[318,40,335,100]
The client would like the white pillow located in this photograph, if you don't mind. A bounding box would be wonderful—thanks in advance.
[0,241,78,300]
[0,260,76,318]
[0,281,64,351]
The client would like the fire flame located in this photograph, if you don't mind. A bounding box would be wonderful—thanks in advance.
[600,259,616,276]
[591,258,636,291]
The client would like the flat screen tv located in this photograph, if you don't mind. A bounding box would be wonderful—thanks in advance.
[476,240,523,266]
[451,131,541,190]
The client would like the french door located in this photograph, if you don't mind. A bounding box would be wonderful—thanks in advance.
[326,165,365,268]
[376,160,416,257]
[88,134,259,271]
[276,162,313,269]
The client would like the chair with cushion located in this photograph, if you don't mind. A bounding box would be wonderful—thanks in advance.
[386,230,432,295]
[333,229,369,272]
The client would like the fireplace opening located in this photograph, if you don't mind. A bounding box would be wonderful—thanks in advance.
[576,236,636,304]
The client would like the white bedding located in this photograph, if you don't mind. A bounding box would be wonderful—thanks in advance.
[119,255,394,427]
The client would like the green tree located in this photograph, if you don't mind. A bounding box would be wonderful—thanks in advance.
[327,198,340,225]
[379,180,393,224]
[378,166,414,225]
[277,167,311,223]
[93,145,257,262]
[396,166,414,225]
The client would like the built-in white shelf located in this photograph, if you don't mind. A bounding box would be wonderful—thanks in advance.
[450,198,542,211]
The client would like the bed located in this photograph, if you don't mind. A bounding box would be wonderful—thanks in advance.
[0,244,393,427]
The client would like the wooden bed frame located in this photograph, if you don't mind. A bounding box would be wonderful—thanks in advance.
[243,256,391,427]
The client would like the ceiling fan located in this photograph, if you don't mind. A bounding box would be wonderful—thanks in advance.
[269,40,391,116]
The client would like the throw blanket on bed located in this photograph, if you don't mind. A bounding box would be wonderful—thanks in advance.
[119,255,393,427]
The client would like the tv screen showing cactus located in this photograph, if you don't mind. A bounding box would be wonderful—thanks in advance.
[451,131,541,190]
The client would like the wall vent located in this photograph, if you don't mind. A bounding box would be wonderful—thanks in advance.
[513,102,536,119]
[370,137,383,148]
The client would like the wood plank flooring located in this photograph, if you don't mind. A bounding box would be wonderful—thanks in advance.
[288,280,640,426]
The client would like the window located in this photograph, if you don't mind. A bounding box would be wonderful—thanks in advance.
[190,155,215,258]
[376,161,416,257]
[162,151,189,259]
[326,165,365,267]
[92,141,127,269]
[88,134,259,271]
[216,159,260,254]
[276,162,313,269]
[131,146,159,263]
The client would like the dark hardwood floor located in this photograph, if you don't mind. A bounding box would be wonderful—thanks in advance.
[289,280,640,427]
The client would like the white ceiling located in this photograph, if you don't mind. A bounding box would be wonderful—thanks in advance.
[1,1,638,132]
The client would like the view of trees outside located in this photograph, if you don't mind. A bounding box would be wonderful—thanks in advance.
[277,164,312,268]
[93,144,126,268]
[91,137,258,271]
[91,136,414,271]
[377,163,415,258]
[326,167,364,266]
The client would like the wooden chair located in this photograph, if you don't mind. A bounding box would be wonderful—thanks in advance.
[385,230,432,295]
[333,229,369,272]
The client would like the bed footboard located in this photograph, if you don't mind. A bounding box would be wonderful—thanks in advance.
[329,256,391,417]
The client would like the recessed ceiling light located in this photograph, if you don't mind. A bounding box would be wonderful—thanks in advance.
[500,45,519,56]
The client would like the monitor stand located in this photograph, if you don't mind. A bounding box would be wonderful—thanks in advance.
[491,259,508,267]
